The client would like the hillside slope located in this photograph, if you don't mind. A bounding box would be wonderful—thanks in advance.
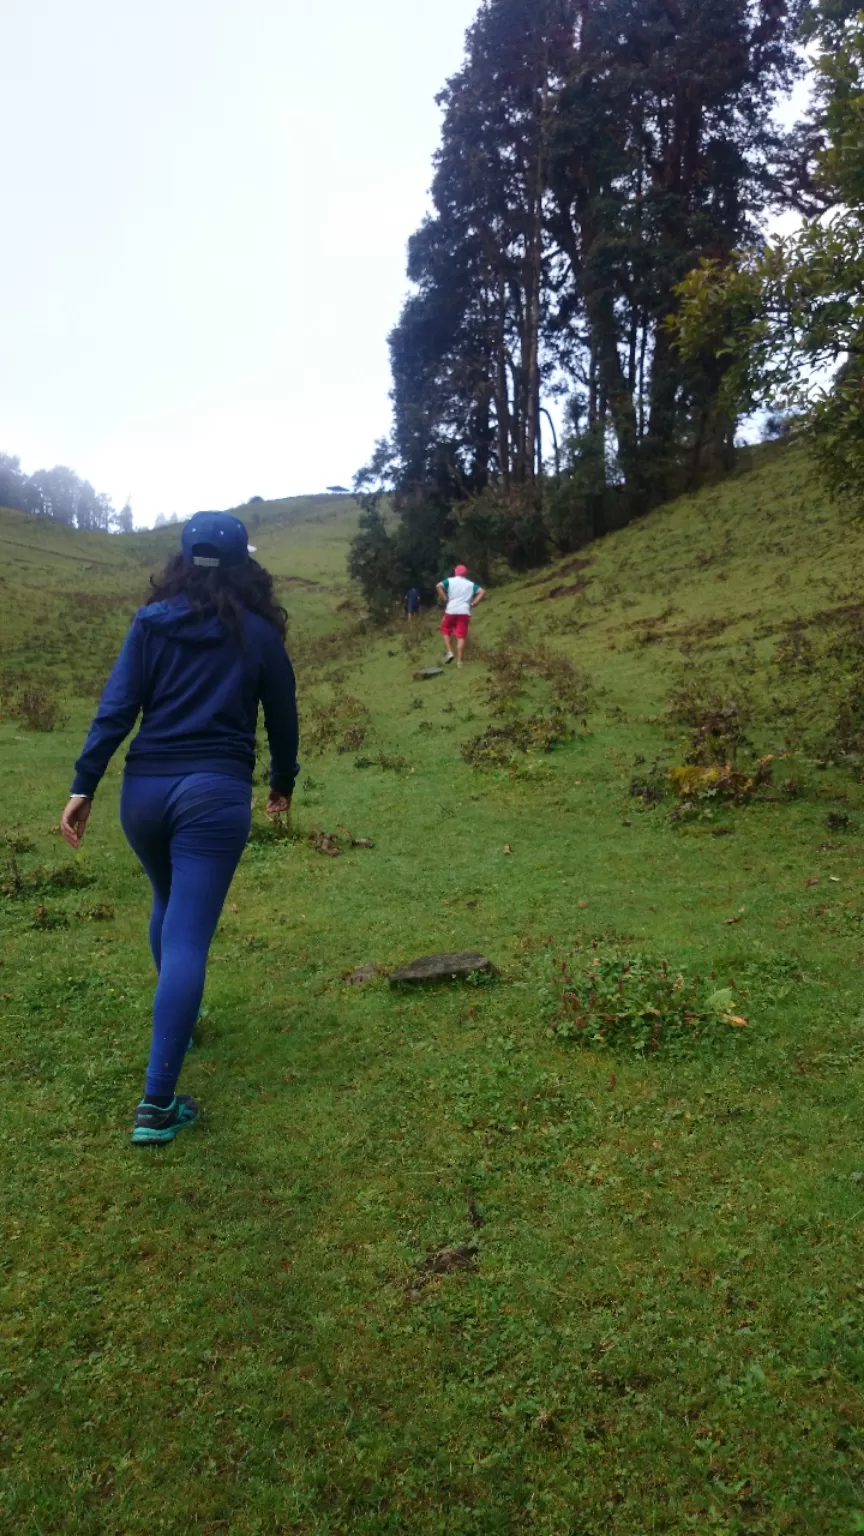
[0,491,359,690]
[4,446,864,1534]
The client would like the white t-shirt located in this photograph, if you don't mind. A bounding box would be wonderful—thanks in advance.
[441,575,481,615]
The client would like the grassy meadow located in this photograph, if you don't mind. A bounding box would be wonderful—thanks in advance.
[4,450,864,1533]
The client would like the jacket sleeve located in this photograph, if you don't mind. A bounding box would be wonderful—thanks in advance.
[70,618,146,796]
[260,632,300,796]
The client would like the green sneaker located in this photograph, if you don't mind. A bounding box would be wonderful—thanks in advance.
[131,1095,200,1146]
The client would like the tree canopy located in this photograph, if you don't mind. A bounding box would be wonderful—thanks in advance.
[352,0,807,610]
[671,0,864,509]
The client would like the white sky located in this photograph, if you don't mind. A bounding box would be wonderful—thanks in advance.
[2,0,480,525]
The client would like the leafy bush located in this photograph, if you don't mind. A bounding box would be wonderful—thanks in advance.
[0,671,18,721]
[19,686,68,731]
[377,752,411,773]
[667,672,751,765]
[478,630,590,718]
[461,713,574,772]
[31,904,69,930]
[630,771,665,806]
[831,677,864,757]
[544,948,748,1055]
[2,831,35,855]
[773,621,816,677]
[246,815,303,850]
[305,691,370,755]
[0,678,68,732]
[464,631,591,773]
[1,861,96,899]
[669,757,773,803]
[454,483,549,574]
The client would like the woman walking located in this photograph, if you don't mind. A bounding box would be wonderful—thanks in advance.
[60,513,299,1146]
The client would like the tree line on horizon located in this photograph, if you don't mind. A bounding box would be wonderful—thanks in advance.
[0,453,134,534]
[350,0,862,616]
[0,451,339,535]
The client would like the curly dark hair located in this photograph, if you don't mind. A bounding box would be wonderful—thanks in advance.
[147,554,287,640]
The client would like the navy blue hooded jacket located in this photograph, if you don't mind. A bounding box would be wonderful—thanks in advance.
[71,596,299,798]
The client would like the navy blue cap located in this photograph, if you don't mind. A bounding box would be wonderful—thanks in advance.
[181,512,256,569]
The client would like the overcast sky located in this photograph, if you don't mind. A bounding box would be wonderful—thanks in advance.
[2,0,480,524]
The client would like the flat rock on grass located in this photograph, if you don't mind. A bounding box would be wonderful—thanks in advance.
[389,951,494,984]
[413,668,444,680]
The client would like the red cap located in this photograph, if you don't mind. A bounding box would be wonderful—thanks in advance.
[454,564,468,577]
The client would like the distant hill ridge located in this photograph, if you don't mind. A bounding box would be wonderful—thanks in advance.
[2,443,862,747]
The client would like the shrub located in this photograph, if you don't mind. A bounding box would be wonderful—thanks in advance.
[2,832,35,855]
[474,629,530,716]
[630,772,665,806]
[455,483,549,574]
[0,671,18,721]
[305,691,370,755]
[669,757,773,803]
[31,904,70,930]
[773,622,816,676]
[544,948,748,1055]
[1,862,95,899]
[667,673,751,765]
[465,632,591,774]
[247,816,299,847]
[16,687,68,732]
[461,713,574,773]
[378,752,411,773]
[832,677,864,757]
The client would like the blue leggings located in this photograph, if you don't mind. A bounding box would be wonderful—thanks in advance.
[120,773,252,1098]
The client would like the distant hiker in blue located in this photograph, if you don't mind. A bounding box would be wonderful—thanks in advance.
[405,586,420,620]
[60,513,299,1147]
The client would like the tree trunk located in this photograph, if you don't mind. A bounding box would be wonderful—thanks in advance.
[495,276,512,486]
[523,168,544,483]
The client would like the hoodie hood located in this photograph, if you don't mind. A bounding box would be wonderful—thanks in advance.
[137,595,228,646]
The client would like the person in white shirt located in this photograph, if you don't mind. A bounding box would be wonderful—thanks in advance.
[436,563,486,667]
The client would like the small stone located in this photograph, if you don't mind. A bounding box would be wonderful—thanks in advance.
[389,951,495,984]
[346,964,376,986]
[414,668,445,680]
[850,1171,864,1184]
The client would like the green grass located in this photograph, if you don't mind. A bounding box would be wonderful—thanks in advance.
[4,449,864,1532]
[0,492,359,689]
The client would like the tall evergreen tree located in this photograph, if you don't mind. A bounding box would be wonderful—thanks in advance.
[353,0,803,601]
[0,454,31,513]
[551,0,799,499]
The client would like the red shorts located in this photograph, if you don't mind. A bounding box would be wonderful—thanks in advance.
[441,612,471,639]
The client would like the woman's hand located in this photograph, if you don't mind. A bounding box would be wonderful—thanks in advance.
[266,790,292,818]
[60,797,91,850]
